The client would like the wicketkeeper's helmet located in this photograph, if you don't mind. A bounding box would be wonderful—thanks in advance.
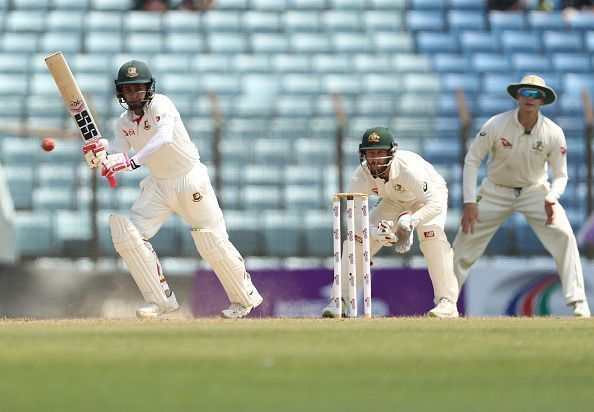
[358,127,398,177]
[115,60,156,110]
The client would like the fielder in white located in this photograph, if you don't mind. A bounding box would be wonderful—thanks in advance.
[322,127,459,318]
[452,75,590,318]
[82,60,263,319]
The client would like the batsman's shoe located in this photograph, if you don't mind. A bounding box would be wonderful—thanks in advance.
[221,288,263,319]
[428,298,459,318]
[321,298,348,318]
[572,300,591,318]
[136,293,179,319]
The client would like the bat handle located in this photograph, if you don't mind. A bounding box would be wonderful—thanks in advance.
[107,175,118,187]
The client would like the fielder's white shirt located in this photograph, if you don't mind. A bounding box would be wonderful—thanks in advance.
[112,94,199,179]
[463,108,568,204]
[349,150,448,226]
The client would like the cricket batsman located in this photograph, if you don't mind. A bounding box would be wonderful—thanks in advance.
[82,60,263,318]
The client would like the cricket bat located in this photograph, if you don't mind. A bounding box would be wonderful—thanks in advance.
[44,51,117,187]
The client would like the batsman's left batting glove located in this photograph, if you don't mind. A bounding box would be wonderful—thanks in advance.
[82,138,108,169]
[101,152,139,179]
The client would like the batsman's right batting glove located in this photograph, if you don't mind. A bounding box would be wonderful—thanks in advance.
[82,138,108,169]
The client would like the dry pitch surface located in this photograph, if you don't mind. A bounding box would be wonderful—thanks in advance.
[0,317,593,411]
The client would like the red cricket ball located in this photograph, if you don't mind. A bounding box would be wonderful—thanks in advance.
[41,137,56,152]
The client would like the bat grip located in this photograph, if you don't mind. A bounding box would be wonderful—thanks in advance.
[107,175,118,187]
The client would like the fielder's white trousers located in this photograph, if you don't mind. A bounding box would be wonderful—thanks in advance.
[452,178,587,304]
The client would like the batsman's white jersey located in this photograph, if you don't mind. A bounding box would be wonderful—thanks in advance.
[111,93,261,310]
[453,108,587,305]
[343,150,458,305]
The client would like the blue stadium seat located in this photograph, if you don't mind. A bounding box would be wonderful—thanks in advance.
[406,10,446,31]
[282,73,321,94]
[398,94,437,116]
[0,73,29,94]
[42,32,81,53]
[500,31,541,54]
[46,11,84,32]
[355,96,395,117]
[243,185,282,210]
[432,54,470,73]
[14,212,54,257]
[322,10,363,32]
[223,210,264,257]
[215,0,248,10]
[402,73,440,93]
[4,10,45,32]
[243,164,282,186]
[200,73,241,95]
[290,33,331,53]
[353,54,391,73]
[290,0,327,9]
[85,32,123,53]
[368,0,406,9]
[558,94,584,116]
[294,137,336,164]
[527,10,566,32]
[284,165,323,186]
[203,11,241,32]
[562,73,594,95]
[207,33,248,53]
[275,95,315,118]
[552,53,590,73]
[447,10,487,32]
[53,0,89,9]
[283,10,321,32]
[232,54,270,73]
[448,0,485,10]
[542,31,583,53]
[363,11,402,32]
[271,54,311,73]
[392,53,431,72]
[422,138,461,164]
[372,32,414,53]
[90,0,131,11]
[251,33,290,53]
[470,53,512,73]
[87,11,122,32]
[416,31,458,54]
[162,11,201,33]
[32,187,74,211]
[262,212,303,257]
[3,165,33,210]
[331,33,372,54]
[439,73,481,94]
[488,11,526,33]
[459,31,499,54]
[511,53,552,74]
[475,96,515,117]
[125,33,163,53]
[0,33,38,53]
[242,10,281,32]
[126,11,162,33]
[284,185,323,210]
[481,73,518,94]
[567,11,594,32]
[361,74,403,95]
[409,0,446,10]
[303,210,332,257]
[251,0,286,10]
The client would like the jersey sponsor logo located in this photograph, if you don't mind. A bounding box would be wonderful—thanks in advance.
[423,182,428,192]
[144,120,151,130]
[122,128,136,137]
[531,141,544,152]
[500,137,513,148]
[192,192,203,202]
[393,184,405,192]
[560,146,567,155]
[156,116,161,122]
[371,187,378,195]
[423,231,435,239]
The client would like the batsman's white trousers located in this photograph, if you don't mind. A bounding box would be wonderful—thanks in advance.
[452,178,587,304]
[339,191,458,305]
[130,163,226,239]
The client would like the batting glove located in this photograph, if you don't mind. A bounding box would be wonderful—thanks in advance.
[394,211,418,254]
[82,138,108,169]
[101,152,139,179]
[371,220,398,247]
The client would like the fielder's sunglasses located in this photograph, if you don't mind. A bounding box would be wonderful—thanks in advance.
[518,89,544,99]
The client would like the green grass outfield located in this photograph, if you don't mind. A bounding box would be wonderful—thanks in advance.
[0,317,593,411]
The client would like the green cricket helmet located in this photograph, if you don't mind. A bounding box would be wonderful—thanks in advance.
[358,127,398,178]
[115,60,156,110]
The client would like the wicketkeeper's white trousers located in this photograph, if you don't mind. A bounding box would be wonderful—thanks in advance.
[452,178,587,304]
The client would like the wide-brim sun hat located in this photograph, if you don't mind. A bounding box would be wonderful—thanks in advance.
[507,74,557,105]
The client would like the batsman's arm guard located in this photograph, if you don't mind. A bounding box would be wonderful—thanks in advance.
[109,215,173,307]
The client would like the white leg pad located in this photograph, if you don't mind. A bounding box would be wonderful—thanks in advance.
[191,229,260,307]
[109,215,173,307]
[418,226,459,304]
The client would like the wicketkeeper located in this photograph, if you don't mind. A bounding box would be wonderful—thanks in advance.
[452,75,590,318]
[82,60,263,318]
[322,127,459,318]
